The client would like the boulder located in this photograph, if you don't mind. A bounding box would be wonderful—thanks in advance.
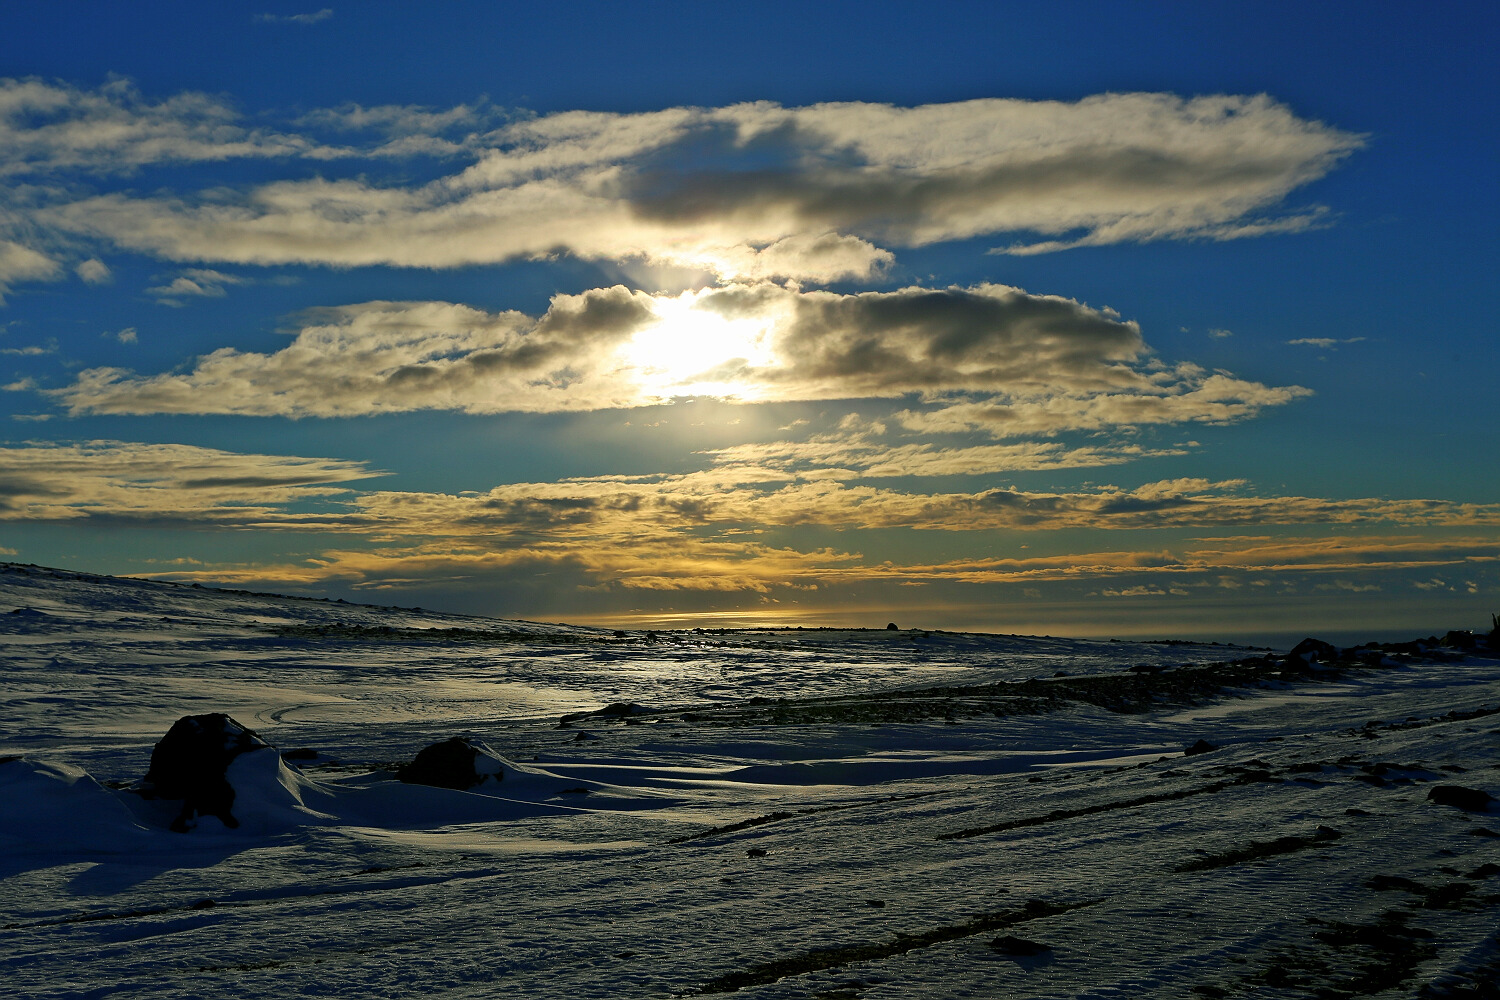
[397,737,505,790]
[1441,630,1478,651]
[142,713,269,832]
[1287,638,1339,665]
[1184,739,1220,756]
[989,935,1052,957]
[1428,785,1496,813]
[559,702,651,725]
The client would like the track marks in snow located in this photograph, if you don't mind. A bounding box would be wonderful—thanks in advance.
[667,790,945,844]
[695,897,1100,994]
[1175,824,1343,872]
[935,769,1272,841]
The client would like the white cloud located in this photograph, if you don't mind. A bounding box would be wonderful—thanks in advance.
[1287,337,1365,348]
[30,91,1361,283]
[255,9,333,25]
[0,440,382,523]
[145,267,247,305]
[894,371,1311,438]
[0,240,61,305]
[75,258,112,284]
[0,77,332,178]
[50,282,1164,417]
[49,282,1316,441]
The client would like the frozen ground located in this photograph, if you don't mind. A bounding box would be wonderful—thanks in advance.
[2,563,1498,998]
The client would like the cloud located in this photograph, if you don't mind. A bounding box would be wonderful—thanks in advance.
[55,287,666,416]
[0,240,61,305]
[1287,337,1365,348]
[255,9,333,24]
[145,267,248,305]
[701,436,1185,479]
[111,327,137,344]
[893,370,1311,438]
[0,440,384,524]
[54,282,1208,418]
[145,528,1500,602]
[1207,328,1232,339]
[340,476,1500,539]
[17,437,1492,600]
[75,258,112,284]
[29,91,1361,282]
[295,101,502,157]
[0,77,331,177]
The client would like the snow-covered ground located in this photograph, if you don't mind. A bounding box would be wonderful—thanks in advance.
[2,563,1497,998]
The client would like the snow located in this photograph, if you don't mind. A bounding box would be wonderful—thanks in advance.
[2,562,1498,997]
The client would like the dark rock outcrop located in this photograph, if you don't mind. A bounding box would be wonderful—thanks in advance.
[1184,739,1220,756]
[1428,785,1496,813]
[142,713,269,833]
[559,702,652,725]
[1441,630,1478,651]
[1286,638,1339,665]
[397,737,504,790]
[989,935,1052,957]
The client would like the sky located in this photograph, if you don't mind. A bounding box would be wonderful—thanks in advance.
[0,1,1496,641]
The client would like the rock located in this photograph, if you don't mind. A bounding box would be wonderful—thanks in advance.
[1184,739,1220,756]
[1442,630,1478,650]
[886,622,899,630]
[560,702,650,725]
[397,737,505,790]
[142,713,269,833]
[1428,785,1495,813]
[989,935,1051,956]
[1287,638,1339,664]
[747,848,768,857]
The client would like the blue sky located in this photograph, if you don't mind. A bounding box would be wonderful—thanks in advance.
[0,2,1495,640]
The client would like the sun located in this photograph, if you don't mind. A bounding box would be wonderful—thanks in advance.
[618,291,776,398]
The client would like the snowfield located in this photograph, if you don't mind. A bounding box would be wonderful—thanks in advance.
[2,563,1498,998]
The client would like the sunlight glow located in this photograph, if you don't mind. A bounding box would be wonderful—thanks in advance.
[619,291,777,398]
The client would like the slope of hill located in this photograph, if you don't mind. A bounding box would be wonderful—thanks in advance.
[2,563,1498,998]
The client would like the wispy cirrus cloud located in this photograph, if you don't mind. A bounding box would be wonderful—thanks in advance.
[254,9,333,25]
[1287,337,1366,348]
[0,439,381,523]
[0,77,332,178]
